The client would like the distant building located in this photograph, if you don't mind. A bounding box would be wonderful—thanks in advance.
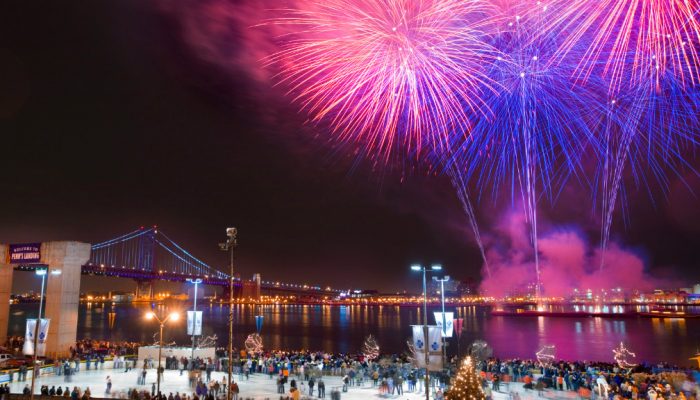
[241,274,261,300]
[693,284,700,294]
[648,290,687,304]
[112,293,135,303]
[347,289,378,298]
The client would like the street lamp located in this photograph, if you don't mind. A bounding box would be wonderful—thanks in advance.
[433,275,450,370]
[411,264,442,400]
[219,227,238,400]
[186,278,203,360]
[29,268,60,400]
[145,311,180,397]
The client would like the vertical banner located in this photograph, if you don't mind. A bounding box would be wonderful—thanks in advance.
[433,312,454,338]
[187,311,203,335]
[23,320,35,355]
[454,318,464,338]
[38,319,50,356]
[411,325,443,371]
[427,325,443,371]
[23,319,50,356]
[412,325,425,353]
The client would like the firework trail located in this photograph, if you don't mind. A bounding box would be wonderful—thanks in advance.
[548,0,700,93]
[542,0,700,269]
[448,3,599,297]
[449,166,490,277]
[267,0,499,162]
[595,71,699,269]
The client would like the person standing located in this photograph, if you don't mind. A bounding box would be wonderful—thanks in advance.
[308,377,315,396]
[318,379,325,398]
[105,376,112,395]
[231,382,239,400]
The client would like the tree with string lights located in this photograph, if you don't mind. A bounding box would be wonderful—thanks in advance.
[445,356,486,400]
[362,334,380,361]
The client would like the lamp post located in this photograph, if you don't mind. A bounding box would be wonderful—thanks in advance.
[187,278,203,360]
[29,268,60,400]
[433,275,450,370]
[219,227,238,400]
[411,264,442,400]
[145,311,180,397]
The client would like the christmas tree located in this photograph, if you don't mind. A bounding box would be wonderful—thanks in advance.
[362,334,380,361]
[445,356,486,400]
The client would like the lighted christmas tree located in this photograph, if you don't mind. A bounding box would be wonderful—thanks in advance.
[445,356,486,400]
[362,334,380,361]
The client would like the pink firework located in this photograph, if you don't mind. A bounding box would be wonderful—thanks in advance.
[548,0,700,92]
[268,0,499,161]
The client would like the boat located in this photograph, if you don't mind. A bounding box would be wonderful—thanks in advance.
[637,308,700,319]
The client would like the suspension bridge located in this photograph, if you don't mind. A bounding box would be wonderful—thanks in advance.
[78,226,342,299]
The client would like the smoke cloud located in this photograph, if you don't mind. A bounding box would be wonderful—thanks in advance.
[480,209,673,297]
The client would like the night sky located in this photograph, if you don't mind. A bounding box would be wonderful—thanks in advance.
[1,1,698,294]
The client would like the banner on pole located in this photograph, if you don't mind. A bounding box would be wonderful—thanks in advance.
[411,325,443,371]
[187,311,203,336]
[454,318,464,338]
[433,312,454,338]
[23,318,50,356]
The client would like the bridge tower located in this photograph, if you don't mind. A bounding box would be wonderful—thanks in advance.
[134,229,156,300]
[0,242,91,358]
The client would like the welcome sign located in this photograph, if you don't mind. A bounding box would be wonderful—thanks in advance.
[7,243,41,264]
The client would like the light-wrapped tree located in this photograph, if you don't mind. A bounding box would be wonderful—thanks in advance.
[445,356,485,400]
[362,334,380,361]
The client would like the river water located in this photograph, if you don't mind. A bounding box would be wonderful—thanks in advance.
[7,303,700,366]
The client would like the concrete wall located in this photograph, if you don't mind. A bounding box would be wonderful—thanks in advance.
[41,242,91,358]
[0,245,13,346]
[0,241,90,358]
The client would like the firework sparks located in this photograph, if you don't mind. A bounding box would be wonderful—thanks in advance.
[549,0,700,92]
[447,5,599,294]
[268,0,499,161]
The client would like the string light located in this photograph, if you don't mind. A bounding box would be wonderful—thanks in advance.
[446,356,486,400]
[613,341,636,369]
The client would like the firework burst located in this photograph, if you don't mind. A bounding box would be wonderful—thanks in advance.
[548,0,700,93]
[268,0,499,161]
[447,4,600,294]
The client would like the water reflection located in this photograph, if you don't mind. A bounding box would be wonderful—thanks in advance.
[7,303,700,366]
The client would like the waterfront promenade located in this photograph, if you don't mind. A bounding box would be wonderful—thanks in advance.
[6,366,590,399]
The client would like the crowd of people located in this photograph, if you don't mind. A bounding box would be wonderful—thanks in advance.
[477,357,700,399]
[8,338,700,400]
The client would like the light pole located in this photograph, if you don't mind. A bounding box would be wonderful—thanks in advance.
[145,311,180,397]
[187,278,203,360]
[30,268,61,400]
[433,275,450,371]
[411,264,442,400]
[219,227,238,400]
